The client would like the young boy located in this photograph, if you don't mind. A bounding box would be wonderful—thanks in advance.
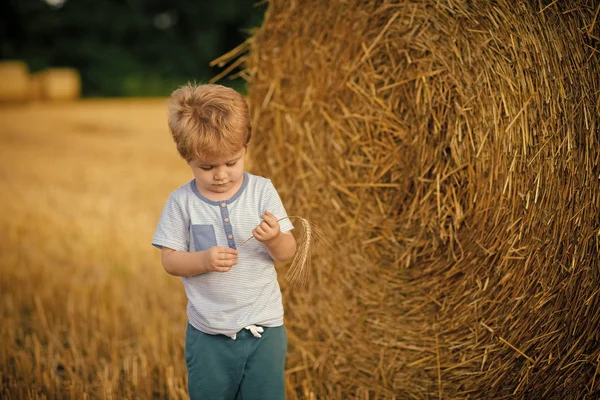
[152,83,297,400]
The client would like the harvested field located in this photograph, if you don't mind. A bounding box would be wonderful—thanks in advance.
[1,100,200,398]
[0,100,329,399]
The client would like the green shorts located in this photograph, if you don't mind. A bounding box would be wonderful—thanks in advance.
[185,323,287,400]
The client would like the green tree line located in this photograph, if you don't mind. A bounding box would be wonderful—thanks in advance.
[0,0,265,96]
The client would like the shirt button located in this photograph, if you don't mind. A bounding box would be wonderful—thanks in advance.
[224,218,229,222]
[221,202,227,208]
[228,234,233,239]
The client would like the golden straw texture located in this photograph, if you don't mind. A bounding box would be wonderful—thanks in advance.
[218,0,600,397]
[240,216,332,288]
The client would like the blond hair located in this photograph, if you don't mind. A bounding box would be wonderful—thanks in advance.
[167,83,251,162]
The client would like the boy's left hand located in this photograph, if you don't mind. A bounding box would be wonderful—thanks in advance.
[253,211,281,243]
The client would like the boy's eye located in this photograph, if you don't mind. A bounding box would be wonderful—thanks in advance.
[226,161,237,167]
[200,166,213,171]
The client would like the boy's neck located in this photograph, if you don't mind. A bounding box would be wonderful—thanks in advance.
[194,173,246,202]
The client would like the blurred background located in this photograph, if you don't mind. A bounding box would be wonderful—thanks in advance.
[0,1,277,398]
[0,0,265,97]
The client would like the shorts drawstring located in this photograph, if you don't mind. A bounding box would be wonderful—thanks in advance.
[230,324,264,340]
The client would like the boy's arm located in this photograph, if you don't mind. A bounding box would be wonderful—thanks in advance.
[161,246,238,277]
[253,211,297,262]
[263,231,297,262]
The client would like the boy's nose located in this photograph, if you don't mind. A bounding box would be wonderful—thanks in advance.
[214,169,227,181]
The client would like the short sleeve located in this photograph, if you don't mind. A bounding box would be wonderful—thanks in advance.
[262,180,294,233]
[152,193,190,251]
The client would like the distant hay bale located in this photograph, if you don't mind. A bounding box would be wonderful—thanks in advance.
[0,61,30,102]
[29,72,44,102]
[218,0,600,398]
[37,68,81,101]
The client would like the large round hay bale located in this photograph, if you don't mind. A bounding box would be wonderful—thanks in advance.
[37,68,81,101]
[222,0,600,398]
[0,61,30,102]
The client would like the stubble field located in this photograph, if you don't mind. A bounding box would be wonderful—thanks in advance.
[0,100,299,399]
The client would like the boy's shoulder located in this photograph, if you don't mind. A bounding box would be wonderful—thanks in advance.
[166,180,195,200]
[245,172,270,186]
[244,172,276,194]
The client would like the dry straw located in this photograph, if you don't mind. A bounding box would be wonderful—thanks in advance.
[0,61,30,102]
[216,0,599,398]
[240,216,333,288]
[36,68,81,101]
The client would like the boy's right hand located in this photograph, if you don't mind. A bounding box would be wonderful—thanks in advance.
[201,246,238,272]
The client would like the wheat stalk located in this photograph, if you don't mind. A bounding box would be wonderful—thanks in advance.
[239,216,332,287]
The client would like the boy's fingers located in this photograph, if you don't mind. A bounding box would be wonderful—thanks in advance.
[261,212,278,227]
[218,247,238,255]
[218,258,237,267]
[266,211,280,223]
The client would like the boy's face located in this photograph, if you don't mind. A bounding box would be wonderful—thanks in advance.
[188,147,246,200]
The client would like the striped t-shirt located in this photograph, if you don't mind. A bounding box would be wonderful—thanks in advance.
[152,172,293,337]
